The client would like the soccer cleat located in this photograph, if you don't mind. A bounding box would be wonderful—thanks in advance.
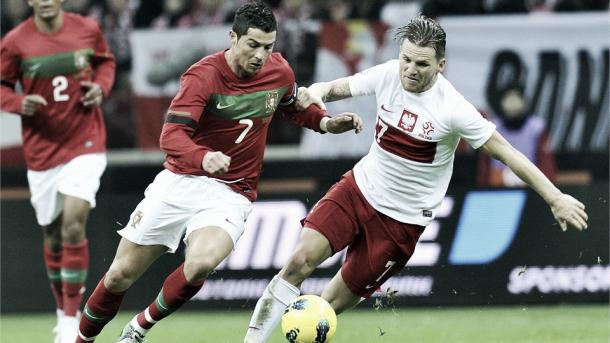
[116,319,147,343]
[59,315,79,343]
[53,309,64,343]
[53,324,61,343]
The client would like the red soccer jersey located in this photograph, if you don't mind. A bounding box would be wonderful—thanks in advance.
[1,13,116,170]
[160,51,326,201]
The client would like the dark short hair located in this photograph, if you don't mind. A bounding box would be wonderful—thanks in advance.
[393,15,446,60]
[232,1,277,39]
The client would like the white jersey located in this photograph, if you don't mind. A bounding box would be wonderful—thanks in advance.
[349,60,496,226]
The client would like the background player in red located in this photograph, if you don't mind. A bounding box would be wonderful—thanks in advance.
[0,1,116,343]
[75,2,362,343]
[244,15,589,343]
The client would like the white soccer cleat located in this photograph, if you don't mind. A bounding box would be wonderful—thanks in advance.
[53,309,64,343]
[53,324,61,343]
[243,337,264,343]
[116,317,148,343]
[59,315,79,343]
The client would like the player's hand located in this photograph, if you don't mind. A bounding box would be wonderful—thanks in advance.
[295,86,326,111]
[326,113,363,134]
[202,151,231,176]
[80,81,104,107]
[21,94,47,116]
[549,193,588,232]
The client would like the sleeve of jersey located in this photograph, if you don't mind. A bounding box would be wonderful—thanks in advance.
[159,71,211,170]
[452,96,496,149]
[348,61,388,97]
[278,82,328,133]
[90,24,116,97]
[0,38,26,114]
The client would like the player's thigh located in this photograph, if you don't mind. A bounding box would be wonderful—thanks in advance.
[295,227,333,264]
[302,171,373,256]
[184,226,234,275]
[105,238,167,292]
[279,228,333,285]
[341,222,422,298]
[60,195,91,230]
[322,270,362,315]
[183,185,252,275]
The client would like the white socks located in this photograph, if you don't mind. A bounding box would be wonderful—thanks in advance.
[244,275,299,343]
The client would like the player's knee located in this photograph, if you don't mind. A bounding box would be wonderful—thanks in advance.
[283,251,317,281]
[183,256,217,282]
[61,218,86,244]
[105,265,137,292]
[43,229,62,251]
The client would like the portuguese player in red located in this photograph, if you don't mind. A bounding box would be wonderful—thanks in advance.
[75,2,362,343]
[0,1,115,343]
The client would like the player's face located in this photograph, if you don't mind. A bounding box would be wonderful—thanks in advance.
[28,0,63,20]
[398,40,446,93]
[230,28,276,78]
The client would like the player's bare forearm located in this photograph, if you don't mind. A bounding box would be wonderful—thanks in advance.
[482,132,560,203]
[310,78,352,102]
[481,131,588,231]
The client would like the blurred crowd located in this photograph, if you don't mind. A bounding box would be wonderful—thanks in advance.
[2,0,608,148]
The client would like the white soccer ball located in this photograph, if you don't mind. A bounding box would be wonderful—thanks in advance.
[281,295,337,343]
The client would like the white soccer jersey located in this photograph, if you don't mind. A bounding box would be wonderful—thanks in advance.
[349,59,496,226]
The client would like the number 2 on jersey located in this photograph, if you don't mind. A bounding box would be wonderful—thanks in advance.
[235,119,253,144]
[52,76,69,102]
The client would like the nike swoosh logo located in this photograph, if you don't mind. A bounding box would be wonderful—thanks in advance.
[29,63,41,72]
[217,103,232,110]
[380,104,392,112]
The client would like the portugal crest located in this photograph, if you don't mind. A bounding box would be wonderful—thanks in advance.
[265,91,279,113]
[74,49,91,70]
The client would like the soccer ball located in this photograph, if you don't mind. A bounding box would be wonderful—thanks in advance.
[281,295,337,343]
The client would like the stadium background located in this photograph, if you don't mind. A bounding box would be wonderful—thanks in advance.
[1,0,608,342]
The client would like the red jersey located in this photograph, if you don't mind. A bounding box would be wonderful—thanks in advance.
[160,51,326,201]
[1,13,116,170]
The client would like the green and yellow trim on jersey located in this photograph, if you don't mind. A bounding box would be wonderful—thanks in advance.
[21,48,94,78]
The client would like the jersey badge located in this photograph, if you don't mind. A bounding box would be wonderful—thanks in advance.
[74,50,91,70]
[418,121,435,140]
[130,210,143,228]
[265,91,279,114]
[398,109,418,133]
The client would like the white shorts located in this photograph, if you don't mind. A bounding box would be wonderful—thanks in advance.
[118,169,253,253]
[27,153,107,226]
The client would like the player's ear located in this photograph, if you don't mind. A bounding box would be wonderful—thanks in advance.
[438,58,446,72]
[229,30,238,46]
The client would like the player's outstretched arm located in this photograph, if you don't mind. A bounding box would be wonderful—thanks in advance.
[480,131,588,232]
[295,78,352,112]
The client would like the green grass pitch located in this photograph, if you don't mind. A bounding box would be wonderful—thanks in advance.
[1,305,608,343]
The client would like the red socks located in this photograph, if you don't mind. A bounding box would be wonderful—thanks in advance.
[77,277,126,342]
[62,240,90,316]
[136,264,204,330]
[43,245,63,311]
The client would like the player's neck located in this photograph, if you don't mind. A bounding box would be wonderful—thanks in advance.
[33,11,64,34]
[224,49,250,79]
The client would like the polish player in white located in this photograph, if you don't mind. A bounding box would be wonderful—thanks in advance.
[243,15,588,343]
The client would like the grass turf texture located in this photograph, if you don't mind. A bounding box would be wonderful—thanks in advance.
[1,305,608,343]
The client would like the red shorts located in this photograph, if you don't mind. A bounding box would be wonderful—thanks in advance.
[304,170,424,298]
